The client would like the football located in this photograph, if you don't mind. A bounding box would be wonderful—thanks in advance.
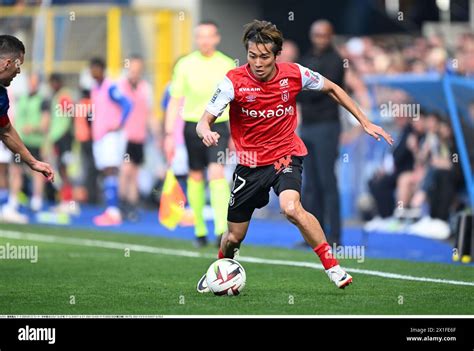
[206,259,246,296]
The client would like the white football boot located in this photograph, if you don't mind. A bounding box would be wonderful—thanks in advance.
[326,265,353,289]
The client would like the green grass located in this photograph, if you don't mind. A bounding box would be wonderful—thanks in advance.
[0,223,472,315]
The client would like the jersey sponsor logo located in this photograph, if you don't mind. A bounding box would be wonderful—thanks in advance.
[281,90,289,102]
[211,88,221,103]
[279,78,289,87]
[239,87,261,92]
[241,104,294,118]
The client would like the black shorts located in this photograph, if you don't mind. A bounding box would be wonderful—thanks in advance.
[126,141,144,165]
[54,132,73,167]
[184,121,230,171]
[228,155,303,223]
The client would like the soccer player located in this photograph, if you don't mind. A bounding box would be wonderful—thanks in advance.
[164,21,235,247]
[47,73,75,213]
[195,20,393,290]
[89,57,132,226]
[0,35,54,193]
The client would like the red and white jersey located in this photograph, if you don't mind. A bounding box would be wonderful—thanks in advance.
[206,62,325,166]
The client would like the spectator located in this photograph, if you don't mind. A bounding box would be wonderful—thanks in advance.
[13,72,49,212]
[89,57,132,226]
[276,39,299,63]
[297,19,344,245]
[368,116,415,219]
[119,54,153,221]
[73,89,98,204]
[46,73,75,213]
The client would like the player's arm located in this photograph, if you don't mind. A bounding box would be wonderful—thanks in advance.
[164,96,181,136]
[196,76,234,148]
[0,122,54,181]
[196,111,219,146]
[298,64,393,146]
[321,79,393,145]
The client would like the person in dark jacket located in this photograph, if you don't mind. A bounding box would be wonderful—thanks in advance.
[297,20,344,245]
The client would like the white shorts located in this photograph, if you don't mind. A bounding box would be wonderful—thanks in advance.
[93,130,126,170]
[0,142,12,164]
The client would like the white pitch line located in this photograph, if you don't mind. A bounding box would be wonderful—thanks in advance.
[0,230,473,287]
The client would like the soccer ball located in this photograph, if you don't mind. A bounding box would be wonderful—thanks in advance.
[206,258,246,296]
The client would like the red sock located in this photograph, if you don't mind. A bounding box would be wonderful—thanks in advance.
[61,183,73,202]
[217,248,225,259]
[314,242,339,270]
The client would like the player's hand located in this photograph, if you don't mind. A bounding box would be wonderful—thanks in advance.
[164,134,175,162]
[28,160,55,182]
[201,130,220,147]
[363,122,394,146]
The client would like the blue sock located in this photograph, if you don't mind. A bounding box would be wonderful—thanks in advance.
[103,176,119,209]
[0,188,9,206]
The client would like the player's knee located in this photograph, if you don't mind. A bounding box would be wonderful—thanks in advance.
[281,201,301,224]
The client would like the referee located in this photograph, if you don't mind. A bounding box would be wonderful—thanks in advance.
[164,21,235,247]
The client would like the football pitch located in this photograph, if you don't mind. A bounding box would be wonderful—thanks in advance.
[0,223,472,315]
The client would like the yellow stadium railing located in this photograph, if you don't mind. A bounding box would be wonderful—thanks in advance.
[0,5,192,119]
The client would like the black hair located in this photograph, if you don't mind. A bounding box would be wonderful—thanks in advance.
[89,57,106,69]
[242,20,283,56]
[49,72,63,84]
[0,35,25,58]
